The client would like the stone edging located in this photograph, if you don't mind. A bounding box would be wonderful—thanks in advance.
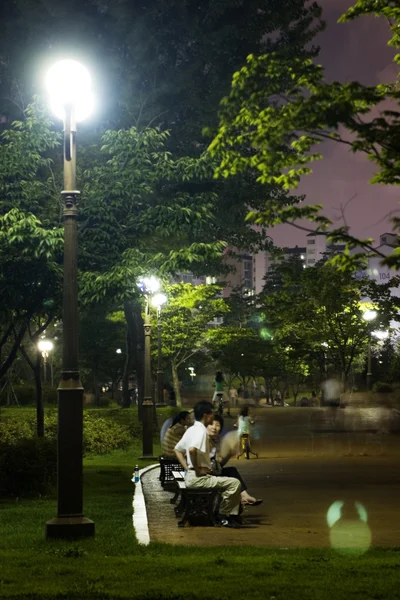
[132,463,159,545]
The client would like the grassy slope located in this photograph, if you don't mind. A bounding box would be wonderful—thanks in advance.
[1,408,400,599]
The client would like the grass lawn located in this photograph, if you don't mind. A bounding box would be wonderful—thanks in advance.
[1,407,400,598]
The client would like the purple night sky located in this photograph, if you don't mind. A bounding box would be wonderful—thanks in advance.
[270,0,399,248]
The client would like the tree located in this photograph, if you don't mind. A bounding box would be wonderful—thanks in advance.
[259,262,400,384]
[79,307,126,404]
[209,0,400,267]
[0,105,62,385]
[156,283,228,406]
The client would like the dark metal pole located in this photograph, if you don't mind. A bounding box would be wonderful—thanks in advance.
[156,307,164,405]
[46,105,94,539]
[141,296,156,458]
[367,335,373,390]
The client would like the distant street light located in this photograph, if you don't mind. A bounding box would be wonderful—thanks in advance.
[372,330,389,341]
[362,309,378,390]
[152,293,167,406]
[139,277,160,458]
[38,339,53,383]
[116,348,122,354]
[45,59,94,540]
[362,309,378,322]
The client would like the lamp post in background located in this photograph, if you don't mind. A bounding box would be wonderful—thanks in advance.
[152,292,167,406]
[45,60,95,539]
[362,309,378,390]
[139,276,160,458]
[38,339,53,383]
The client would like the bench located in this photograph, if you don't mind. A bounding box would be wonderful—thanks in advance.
[159,456,185,487]
[170,471,220,528]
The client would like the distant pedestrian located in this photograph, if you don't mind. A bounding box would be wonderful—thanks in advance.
[229,386,238,408]
[234,405,258,459]
[212,371,230,416]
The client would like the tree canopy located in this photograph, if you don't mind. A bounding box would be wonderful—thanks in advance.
[209,0,400,267]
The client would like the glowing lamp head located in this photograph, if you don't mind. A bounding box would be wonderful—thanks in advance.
[38,339,53,353]
[152,293,167,309]
[140,276,160,294]
[363,309,378,322]
[372,330,389,341]
[46,60,93,122]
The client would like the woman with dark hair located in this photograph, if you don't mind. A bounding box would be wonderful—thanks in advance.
[207,415,262,507]
[162,411,191,457]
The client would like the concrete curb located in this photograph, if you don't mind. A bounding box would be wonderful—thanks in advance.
[132,463,159,545]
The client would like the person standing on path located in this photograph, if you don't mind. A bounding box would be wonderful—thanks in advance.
[174,400,242,528]
[212,371,231,416]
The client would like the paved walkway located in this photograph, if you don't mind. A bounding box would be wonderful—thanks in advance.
[140,408,400,547]
[141,456,400,548]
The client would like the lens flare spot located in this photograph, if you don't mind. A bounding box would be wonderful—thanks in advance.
[329,520,372,556]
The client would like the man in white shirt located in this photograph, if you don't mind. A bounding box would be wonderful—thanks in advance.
[175,400,241,528]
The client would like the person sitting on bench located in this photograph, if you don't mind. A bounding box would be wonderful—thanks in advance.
[207,415,263,507]
[162,411,191,458]
[174,400,242,528]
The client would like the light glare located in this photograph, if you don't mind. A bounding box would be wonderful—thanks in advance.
[46,60,93,122]
[152,293,167,308]
[38,339,53,352]
[362,309,377,322]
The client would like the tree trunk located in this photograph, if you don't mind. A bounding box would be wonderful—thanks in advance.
[34,353,44,438]
[171,361,182,407]
[122,302,136,409]
[123,299,149,422]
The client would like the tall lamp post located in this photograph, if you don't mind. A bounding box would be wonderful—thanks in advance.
[38,339,53,383]
[362,309,377,390]
[139,276,160,459]
[45,60,94,539]
[152,293,167,406]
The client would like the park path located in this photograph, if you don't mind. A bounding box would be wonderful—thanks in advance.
[140,456,400,548]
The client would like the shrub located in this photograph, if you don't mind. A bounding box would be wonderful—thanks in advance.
[0,437,57,497]
[373,382,394,394]
[10,385,58,406]
[83,413,132,455]
[0,417,34,443]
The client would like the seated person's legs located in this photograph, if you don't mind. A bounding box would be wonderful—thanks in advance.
[215,475,241,516]
[221,466,261,505]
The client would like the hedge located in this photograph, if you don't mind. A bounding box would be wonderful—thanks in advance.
[0,410,136,497]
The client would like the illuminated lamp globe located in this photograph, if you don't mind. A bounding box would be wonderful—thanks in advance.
[46,60,93,122]
[372,330,389,341]
[362,309,377,322]
[38,339,54,353]
[140,276,160,294]
[152,293,167,309]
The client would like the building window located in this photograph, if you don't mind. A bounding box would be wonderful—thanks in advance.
[308,259,315,264]
[307,249,315,254]
[307,239,315,245]
[243,258,253,289]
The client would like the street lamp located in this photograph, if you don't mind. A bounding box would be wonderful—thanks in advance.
[139,277,160,458]
[45,60,94,539]
[38,339,54,383]
[362,309,378,390]
[152,292,167,406]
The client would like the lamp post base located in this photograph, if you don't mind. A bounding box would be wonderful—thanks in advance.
[45,516,95,539]
[367,373,373,391]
